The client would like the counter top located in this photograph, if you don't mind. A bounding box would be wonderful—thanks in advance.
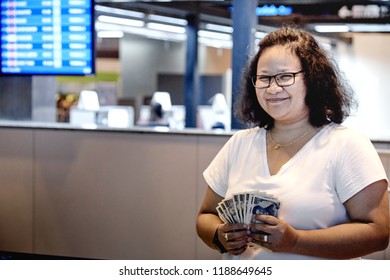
[1,120,389,143]
[0,120,234,137]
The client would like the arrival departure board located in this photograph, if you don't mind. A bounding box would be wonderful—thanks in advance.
[1,0,94,75]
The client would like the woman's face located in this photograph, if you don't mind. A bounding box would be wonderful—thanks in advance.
[255,45,308,125]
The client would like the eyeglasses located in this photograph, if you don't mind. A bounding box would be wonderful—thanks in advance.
[251,70,304,89]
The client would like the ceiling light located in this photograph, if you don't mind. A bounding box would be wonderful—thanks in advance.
[198,37,232,49]
[146,22,186,34]
[148,14,187,26]
[314,25,350,33]
[314,23,390,33]
[97,15,144,27]
[96,22,186,42]
[95,5,145,19]
[204,23,233,33]
[349,24,390,32]
[198,30,231,41]
[97,30,124,38]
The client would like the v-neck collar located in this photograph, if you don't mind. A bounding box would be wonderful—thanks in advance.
[261,125,329,176]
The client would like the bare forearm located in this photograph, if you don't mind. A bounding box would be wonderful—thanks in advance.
[292,183,389,259]
[292,223,389,259]
[196,213,222,249]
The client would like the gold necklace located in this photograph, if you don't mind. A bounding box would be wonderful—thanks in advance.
[268,127,312,150]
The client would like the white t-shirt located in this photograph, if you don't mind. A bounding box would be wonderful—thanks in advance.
[203,123,388,260]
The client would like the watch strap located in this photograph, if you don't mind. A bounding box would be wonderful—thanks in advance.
[212,226,228,254]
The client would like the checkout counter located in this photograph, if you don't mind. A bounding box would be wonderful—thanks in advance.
[0,119,389,260]
[0,120,231,260]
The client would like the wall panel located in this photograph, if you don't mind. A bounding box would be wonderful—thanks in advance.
[0,128,33,252]
[33,129,198,259]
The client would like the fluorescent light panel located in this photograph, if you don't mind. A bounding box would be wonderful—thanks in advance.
[314,24,390,33]
[204,23,233,33]
[97,30,124,38]
[148,14,187,26]
[314,25,350,33]
[96,22,186,42]
[95,5,145,19]
[97,15,144,27]
[198,30,231,41]
[198,37,232,49]
[146,22,186,34]
[350,24,390,32]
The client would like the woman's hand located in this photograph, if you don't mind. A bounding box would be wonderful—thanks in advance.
[218,223,252,255]
[250,214,298,253]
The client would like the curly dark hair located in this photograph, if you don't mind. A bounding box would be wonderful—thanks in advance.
[234,26,356,129]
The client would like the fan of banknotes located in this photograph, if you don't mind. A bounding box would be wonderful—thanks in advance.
[216,191,281,225]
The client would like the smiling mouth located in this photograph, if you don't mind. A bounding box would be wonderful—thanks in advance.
[267,97,289,103]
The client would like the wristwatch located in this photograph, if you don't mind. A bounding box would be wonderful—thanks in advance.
[212,227,228,254]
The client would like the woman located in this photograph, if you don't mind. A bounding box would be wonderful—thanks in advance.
[196,26,389,259]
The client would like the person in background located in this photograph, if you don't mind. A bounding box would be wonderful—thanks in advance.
[196,26,389,259]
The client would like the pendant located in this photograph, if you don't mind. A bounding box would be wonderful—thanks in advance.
[274,145,281,150]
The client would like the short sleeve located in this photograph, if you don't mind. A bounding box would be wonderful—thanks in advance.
[203,135,234,198]
[334,128,388,203]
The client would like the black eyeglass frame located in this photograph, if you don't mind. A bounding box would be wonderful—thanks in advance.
[251,70,304,89]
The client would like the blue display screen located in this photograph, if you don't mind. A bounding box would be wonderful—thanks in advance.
[1,0,95,75]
